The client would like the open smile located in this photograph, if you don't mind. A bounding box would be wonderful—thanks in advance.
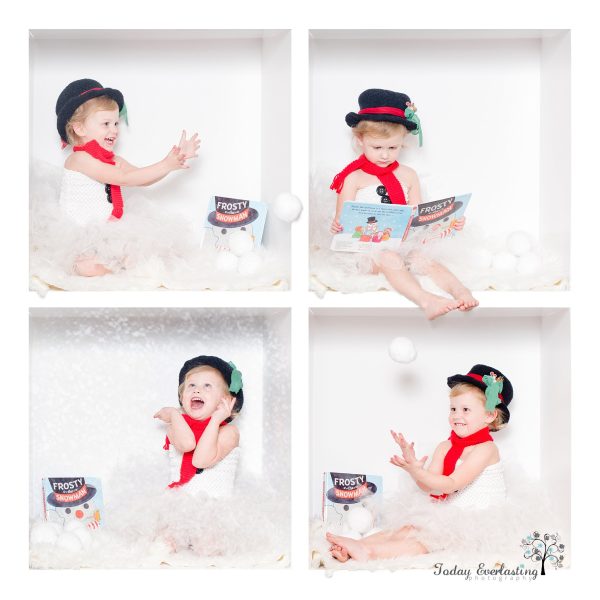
[104,136,116,146]
[190,397,205,410]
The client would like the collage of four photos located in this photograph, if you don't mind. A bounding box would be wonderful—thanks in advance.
[27,26,574,582]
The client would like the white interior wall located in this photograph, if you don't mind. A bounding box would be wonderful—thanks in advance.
[29,308,290,518]
[540,309,571,530]
[261,32,292,254]
[309,310,569,518]
[310,33,571,244]
[540,31,571,265]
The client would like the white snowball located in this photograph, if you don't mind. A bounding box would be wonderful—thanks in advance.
[228,230,254,257]
[55,531,83,552]
[517,251,542,275]
[214,250,239,272]
[72,526,93,548]
[30,521,61,546]
[340,529,363,540]
[506,231,533,257]
[492,251,518,272]
[237,252,263,276]
[346,506,374,534]
[63,519,86,533]
[388,337,417,363]
[470,248,493,269]
[272,192,303,223]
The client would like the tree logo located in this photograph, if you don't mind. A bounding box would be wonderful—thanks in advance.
[521,531,565,575]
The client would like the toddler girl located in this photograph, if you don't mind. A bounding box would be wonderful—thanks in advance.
[56,78,200,276]
[154,355,243,491]
[326,363,512,562]
[330,88,478,320]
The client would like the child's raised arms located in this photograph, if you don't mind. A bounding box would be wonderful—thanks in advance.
[153,407,196,453]
[66,144,189,187]
[390,430,498,495]
[192,396,240,469]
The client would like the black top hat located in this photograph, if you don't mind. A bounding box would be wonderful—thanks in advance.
[179,355,244,419]
[46,477,97,508]
[367,217,378,223]
[56,78,124,144]
[207,197,259,229]
[345,88,418,130]
[326,472,378,505]
[447,364,513,424]
[411,200,464,228]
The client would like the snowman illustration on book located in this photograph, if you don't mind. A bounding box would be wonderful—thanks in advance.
[326,473,381,539]
[208,197,259,252]
[45,477,101,530]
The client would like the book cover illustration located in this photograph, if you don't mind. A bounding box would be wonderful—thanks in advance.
[42,477,104,530]
[205,195,268,251]
[330,202,413,253]
[322,472,383,535]
[403,193,472,245]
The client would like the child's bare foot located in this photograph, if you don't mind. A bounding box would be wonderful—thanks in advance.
[420,294,461,320]
[326,532,370,562]
[329,542,350,562]
[452,287,479,311]
[74,257,112,277]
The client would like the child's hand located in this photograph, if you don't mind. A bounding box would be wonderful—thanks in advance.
[154,407,178,423]
[211,396,237,423]
[330,217,343,234]
[178,130,201,160]
[390,430,428,471]
[164,146,188,171]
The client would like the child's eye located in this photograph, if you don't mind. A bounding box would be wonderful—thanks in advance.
[204,383,212,388]
[450,407,456,412]
[463,408,470,412]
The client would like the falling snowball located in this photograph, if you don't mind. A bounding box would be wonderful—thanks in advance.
[517,251,542,275]
[215,250,239,272]
[507,231,533,257]
[55,531,83,552]
[273,192,303,223]
[492,251,518,272]
[346,506,374,535]
[237,252,263,276]
[228,230,254,257]
[388,337,417,363]
[30,521,61,546]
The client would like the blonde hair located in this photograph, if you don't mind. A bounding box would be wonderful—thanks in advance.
[449,383,507,432]
[353,120,408,139]
[65,96,119,146]
[178,365,241,420]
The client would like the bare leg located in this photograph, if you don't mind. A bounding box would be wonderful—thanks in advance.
[374,251,462,320]
[407,251,479,311]
[73,256,112,277]
[326,526,428,562]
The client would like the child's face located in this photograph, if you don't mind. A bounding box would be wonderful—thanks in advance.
[448,389,495,438]
[357,133,405,167]
[73,109,120,150]
[180,370,230,421]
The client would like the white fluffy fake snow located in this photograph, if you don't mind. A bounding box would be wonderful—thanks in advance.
[30,458,289,569]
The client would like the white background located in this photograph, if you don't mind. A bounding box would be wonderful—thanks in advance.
[3,0,599,598]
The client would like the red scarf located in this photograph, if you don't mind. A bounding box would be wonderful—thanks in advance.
[330,154,407,205]
[431,426,493,500]
[73,140,124,219]
[163,414,225,488]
